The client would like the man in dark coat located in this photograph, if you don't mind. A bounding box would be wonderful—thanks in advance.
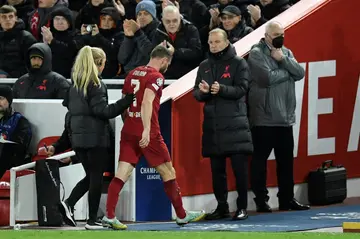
[193,28,252,221]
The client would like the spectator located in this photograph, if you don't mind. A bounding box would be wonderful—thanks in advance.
[165,0,211,52]
[29,0,64,41]
[209,0,258,30]
[247,21,309,212]
[247,0,291,29]
[176,0,210,30]
[5,0,34,29]
[41,6,79,78]
[153,5,202,79]
[209,0,234,12]
[75,0,113,29]
[202,0,217,7]
[76,7,124,78]
[117,0,159,76]
[68,0,87,13]
[12,42,70,99]
[0,5,36,78]
[123,0,162,20]
[193,28,252,221]
[32,0,68,8]
[0,85,32,179]
[213,5,253,43]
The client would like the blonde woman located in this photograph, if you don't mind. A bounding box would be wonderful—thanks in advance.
[59,46,134,230]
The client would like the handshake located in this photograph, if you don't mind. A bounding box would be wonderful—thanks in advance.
[198,80,220,95]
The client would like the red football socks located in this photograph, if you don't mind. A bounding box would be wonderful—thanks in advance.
[106,177,125,219]
[164,179,186,219]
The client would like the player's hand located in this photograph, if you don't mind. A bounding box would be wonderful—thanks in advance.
[139,129,150,148]
[199,80,210,93]
[211,81,220,94]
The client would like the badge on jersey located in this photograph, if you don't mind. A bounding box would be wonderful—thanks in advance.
[156,78,164,87]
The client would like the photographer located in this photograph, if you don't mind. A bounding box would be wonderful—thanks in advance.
[75,7,124,78]
[75,0,113,29]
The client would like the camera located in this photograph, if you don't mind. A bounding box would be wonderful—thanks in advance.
[85,24,95,33]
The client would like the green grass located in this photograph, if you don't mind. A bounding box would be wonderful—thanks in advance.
[0,231,360,239]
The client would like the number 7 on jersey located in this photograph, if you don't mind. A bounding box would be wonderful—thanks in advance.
[131,79,140,107]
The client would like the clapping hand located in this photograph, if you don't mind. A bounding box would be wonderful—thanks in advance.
[199,80,210,93]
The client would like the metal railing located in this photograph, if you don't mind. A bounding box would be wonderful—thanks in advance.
[9,151,76,227]
[0,78,176,86]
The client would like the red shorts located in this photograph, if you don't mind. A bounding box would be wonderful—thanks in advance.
[119,132,171,167]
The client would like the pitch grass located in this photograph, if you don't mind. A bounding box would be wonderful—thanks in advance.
[0,231,360,239]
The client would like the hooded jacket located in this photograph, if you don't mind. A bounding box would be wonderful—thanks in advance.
[12,43,70,99]
[49,7,79,78]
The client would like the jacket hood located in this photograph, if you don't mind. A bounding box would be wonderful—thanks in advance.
[50,6,74,32]
[26,43,52,74]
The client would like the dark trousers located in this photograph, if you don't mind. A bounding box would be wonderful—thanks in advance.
[210,154,248,210]
[250,126,294,205]
[66,147,106,222]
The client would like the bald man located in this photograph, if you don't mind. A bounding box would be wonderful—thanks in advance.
[152,5,202,79]
[247,21,309,212]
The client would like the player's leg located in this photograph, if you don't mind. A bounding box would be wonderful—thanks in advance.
[155,162,206,225]
[144,136,206,225]
[102,135,139,230]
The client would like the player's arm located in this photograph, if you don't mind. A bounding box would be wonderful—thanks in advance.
[141,88,156,133]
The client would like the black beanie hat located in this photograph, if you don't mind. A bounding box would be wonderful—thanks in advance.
[0,85,13,105]
[29,48,44,60]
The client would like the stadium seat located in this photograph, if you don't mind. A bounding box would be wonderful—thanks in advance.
[32,136,61,161]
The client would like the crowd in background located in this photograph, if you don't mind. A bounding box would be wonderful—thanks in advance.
[0,0,301,84]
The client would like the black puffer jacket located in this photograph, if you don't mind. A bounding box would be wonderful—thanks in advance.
[193,44,253,157]
[63,80,133,149]
[0,20,36,78]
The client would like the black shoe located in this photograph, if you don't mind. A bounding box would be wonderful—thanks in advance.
[279,198,310,211]
[59,200,77,227]
[256,202,272,213]
[232,209,248,220]
[85,220,104,230]
[205,207,230,220]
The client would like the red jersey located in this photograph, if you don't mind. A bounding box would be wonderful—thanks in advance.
[122,66,164,137]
